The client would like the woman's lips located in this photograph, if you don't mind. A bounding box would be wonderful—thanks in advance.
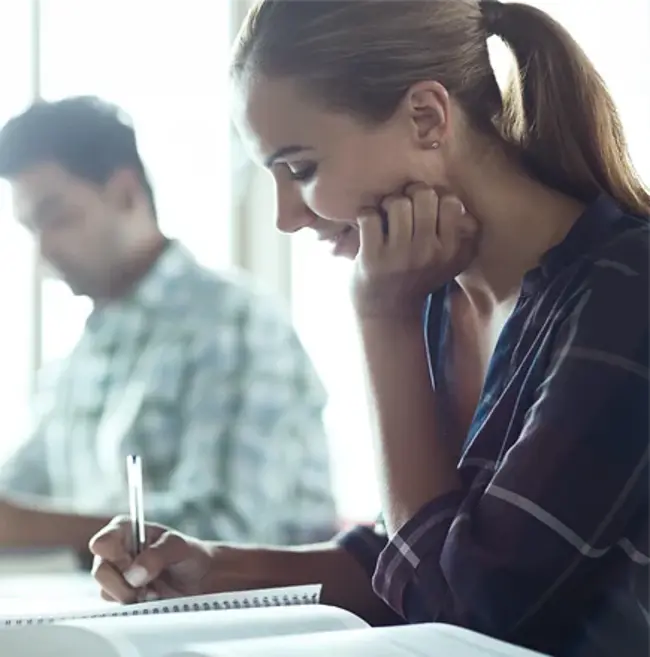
[312,224,358,257]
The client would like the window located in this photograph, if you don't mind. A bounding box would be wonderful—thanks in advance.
[38,0,233,363]
[0,1,37,461]
[289,1,649,524]
[291,234,380,524]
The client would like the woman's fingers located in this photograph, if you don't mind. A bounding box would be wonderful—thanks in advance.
[357,207,384,262]
[437,195,479,267]
[381,195,413,252]
[404,183,440,246]
[92,556,139,603]
[355,184,478,301]
[351,184,479,318]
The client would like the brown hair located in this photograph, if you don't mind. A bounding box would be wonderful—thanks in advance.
[232,0,650,217]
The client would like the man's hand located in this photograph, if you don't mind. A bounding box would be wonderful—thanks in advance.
[352,184,479,320]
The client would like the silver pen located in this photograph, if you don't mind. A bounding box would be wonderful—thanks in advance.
[126,454,146,555]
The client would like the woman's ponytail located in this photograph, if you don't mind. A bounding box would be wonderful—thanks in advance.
[484,1,650,216]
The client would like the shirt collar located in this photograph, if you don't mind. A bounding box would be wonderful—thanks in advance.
[86,240,199,334]
[522,194,624,295]
[128,239,199,312]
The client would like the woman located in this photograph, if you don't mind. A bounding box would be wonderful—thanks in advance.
[91,1,649,655]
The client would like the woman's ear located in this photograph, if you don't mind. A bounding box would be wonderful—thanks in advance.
[402,80,451,150]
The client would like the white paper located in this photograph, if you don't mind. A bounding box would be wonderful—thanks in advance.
[0,585,320,626]
[168,623,550,657]
[0,625,136,657]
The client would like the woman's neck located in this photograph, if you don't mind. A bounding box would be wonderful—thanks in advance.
[451,149,585,310]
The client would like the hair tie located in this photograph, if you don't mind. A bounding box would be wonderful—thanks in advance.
[480,0,505,36]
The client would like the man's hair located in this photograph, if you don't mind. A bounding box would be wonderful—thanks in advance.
[0,95,157,221]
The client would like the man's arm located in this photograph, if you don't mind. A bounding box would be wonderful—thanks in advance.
[0,430,112,551]
[0,498,112,551]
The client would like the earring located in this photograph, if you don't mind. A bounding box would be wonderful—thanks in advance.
[429,141,441,150]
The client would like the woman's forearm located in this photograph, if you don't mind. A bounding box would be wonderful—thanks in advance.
[207,541,397,626]
[358,319,461,534]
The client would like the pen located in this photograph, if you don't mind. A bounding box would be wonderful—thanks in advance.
[126,454,146,556]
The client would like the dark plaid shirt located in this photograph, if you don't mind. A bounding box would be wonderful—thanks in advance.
[339,195,649,656]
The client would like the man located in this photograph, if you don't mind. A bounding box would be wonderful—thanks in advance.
[0,96,336,556]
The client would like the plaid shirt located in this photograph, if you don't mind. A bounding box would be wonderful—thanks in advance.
[339,196,649,656]
[0,241,336,544]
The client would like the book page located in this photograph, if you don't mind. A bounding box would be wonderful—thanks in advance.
[168,623,549,657]
[0,604,368,657]
[0,625,136,657]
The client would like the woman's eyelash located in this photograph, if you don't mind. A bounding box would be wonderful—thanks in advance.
[288,163,317,182]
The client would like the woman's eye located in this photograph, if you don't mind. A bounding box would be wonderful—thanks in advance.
[288,163,317,183]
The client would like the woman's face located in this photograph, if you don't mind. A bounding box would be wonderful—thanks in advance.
[233,75,451,259]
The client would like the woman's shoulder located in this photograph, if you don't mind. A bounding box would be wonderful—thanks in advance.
[583,210,648,284]
[595,208,648,253]
[558,208,649,337]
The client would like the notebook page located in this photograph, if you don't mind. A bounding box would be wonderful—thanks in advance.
[0,585,320,627]
[168,623,550,657]
[0,605,367,657]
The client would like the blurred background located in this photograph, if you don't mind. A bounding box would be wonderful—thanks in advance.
[0,0,648,532]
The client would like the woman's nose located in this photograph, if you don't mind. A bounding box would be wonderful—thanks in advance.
[275,184,315,234]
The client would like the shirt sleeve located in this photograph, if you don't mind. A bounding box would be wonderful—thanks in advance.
[0,362,63,500]
[337,518,406,626]
[370,229,649,639]
[142,293,337,543]
[0,430,51,499]
[338,518,389,580]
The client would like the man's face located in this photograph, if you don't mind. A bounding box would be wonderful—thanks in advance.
[10,162,125,297]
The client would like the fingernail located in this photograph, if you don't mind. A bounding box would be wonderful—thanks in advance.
[145,591,159,602]
[125,565,149,588]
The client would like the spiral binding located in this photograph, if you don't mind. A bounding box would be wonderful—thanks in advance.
[3,589,320,627]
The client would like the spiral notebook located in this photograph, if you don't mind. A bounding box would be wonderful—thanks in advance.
[0,584,321,627]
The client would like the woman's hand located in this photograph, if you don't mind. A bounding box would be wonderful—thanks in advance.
[352,183,479,320]
[90,517,396,624]
[90,516,252,603]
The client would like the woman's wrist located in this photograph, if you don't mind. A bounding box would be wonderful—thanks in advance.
[203,541,392,624]
[356,315,427,368]
[202,543,283,590]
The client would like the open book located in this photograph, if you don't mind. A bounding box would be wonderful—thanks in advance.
[0,584,549,657]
